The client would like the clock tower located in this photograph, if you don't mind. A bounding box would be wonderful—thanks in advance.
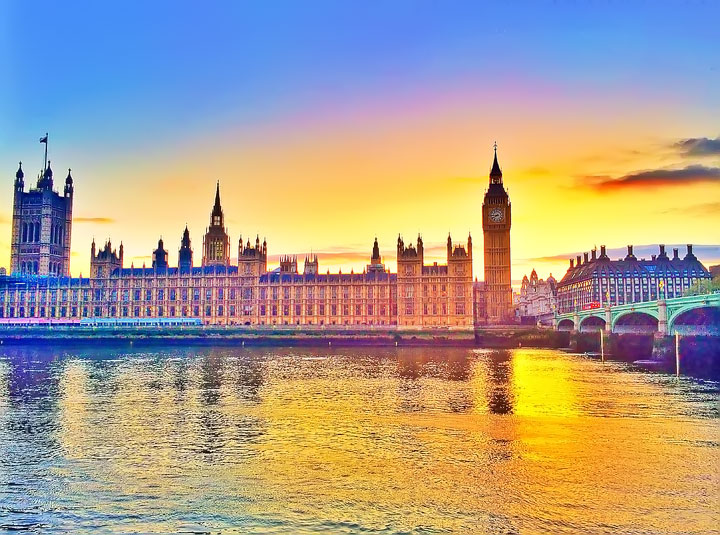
[482,143,512,323]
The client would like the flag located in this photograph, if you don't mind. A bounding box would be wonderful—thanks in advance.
[39,135,48,143]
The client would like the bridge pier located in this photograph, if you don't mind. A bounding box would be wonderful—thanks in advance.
[604,306,612,333]
[657,300,668,336]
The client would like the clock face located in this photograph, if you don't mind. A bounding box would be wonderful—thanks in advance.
[489,208,504,223]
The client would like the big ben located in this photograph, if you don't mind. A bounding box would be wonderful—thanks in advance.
[482,143,512,323]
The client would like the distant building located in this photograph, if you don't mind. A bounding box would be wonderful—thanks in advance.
[481,144,512,323]
[90,239,123,278]
[11,155,74,276]
[395,233,473,328]
[367,238,386,274]
[152,238,169,271]
[710,265,720,279]
[3,146,535,329]
[514,269,557,323]
[556,245,712,314]
[178,226,193,272]
[202,182,230,267]
[0,268,6,276]
[1,186,474,328]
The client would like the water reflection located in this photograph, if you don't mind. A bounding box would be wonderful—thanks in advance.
[485,349,515,415]
[0,345,717,534]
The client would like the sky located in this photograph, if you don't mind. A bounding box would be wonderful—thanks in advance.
[1,1,719,283]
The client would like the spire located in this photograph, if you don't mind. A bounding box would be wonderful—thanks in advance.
[209,181,224,228]
[65,168,73,184]
[490,141,502,182]
[213,181,222,216]
[16,161,24,180]
[371,237,380,262]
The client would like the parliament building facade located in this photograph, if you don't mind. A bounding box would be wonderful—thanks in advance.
[1,144,515,328]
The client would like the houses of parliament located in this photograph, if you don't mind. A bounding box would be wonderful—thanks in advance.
[1,142,513,327]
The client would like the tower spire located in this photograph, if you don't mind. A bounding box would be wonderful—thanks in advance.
[490,141,502,183]
[213,180,221,214]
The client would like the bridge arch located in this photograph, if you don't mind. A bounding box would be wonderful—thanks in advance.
[557,318,575,331]
[669,305,720,335]
[612,310,659,334]
[579,315,606,332]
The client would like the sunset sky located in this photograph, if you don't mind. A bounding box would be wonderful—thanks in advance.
[2,1,719,283]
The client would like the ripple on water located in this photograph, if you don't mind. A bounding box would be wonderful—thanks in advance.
[0,346,717,535]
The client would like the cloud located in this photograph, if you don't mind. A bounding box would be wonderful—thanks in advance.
[74,217,116,224]
[583,165,720,190]
[522,166,551,176]
[659,201,720,216]
[674,136,720,157]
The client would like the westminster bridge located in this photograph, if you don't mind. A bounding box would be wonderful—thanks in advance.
[554,293,720,336]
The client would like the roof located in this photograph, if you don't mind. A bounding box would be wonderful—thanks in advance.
[558,255,711,287]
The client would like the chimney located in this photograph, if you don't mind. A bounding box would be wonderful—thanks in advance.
[628,245,633,256]
[673,248,679,260]
[584,252,589,263]
[660,244,665,256]
[687,244,693,254]
[591,249,597,260]
[576,255,582,266]
[600,245,607,257]
[570,259,574,268]
[651,255,656,261]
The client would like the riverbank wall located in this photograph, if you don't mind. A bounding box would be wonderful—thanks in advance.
[0,326,570,349]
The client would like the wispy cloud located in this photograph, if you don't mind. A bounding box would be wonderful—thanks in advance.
[674,136,720,157]
[75,217,116,224]
[582,165,720,190]
[659,201,720,216]
[522,166,551,176]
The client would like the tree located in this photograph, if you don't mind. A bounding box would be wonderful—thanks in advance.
[683,274,720,296]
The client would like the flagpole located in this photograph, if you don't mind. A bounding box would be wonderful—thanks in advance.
[43,133,48,172]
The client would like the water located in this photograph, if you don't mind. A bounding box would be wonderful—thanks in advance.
[0,346,718,535]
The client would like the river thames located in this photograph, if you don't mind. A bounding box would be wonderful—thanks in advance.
[0,346,718,534]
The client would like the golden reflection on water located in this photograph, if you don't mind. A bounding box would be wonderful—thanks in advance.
[3,347,718,534]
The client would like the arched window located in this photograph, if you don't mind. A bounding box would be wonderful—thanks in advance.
[34,222,40,243]
[34,261,39,273]
[21,262,26,273]
[21,223,27,242]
